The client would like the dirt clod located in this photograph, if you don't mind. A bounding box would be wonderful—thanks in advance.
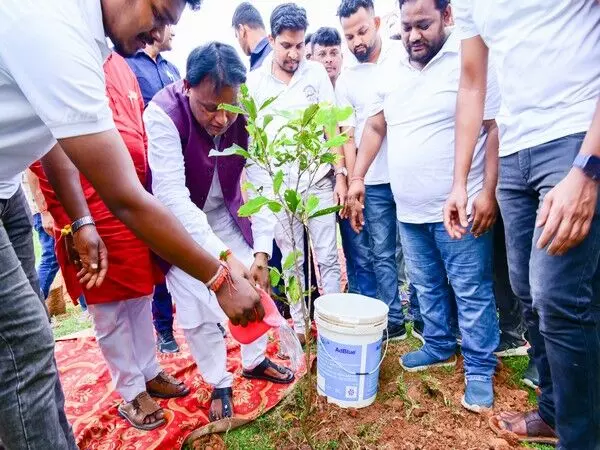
[488,437,511,450]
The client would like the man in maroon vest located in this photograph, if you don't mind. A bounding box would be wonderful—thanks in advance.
[144,42,294,422]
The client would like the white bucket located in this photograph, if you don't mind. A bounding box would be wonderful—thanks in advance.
[314,293,389,409]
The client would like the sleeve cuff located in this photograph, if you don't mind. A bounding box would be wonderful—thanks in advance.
[253,235,273,259]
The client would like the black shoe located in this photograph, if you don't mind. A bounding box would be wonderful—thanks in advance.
[384,323,408,342]
[411,321,425,345]
[521,359,539,390]
[157,331,179,353]
[494,334,529,357]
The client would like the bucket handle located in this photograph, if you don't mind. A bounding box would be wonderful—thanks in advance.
[317,328,389,376]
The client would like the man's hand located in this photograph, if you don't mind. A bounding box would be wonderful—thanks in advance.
[347,179,366,233]
[250,252,270,292]
[72,225,108,289]
[216,272,264,327]
[471,188,498,237]
[41,211,55,236]
[443,185,469,239]
[224,253,251,280]
[536,168,599,255]
[334,175,349,218]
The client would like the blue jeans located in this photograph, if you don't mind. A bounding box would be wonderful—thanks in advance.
[398,221,499,381]
[339,217,376,296]
[152,281,174,336]
[0,187,77,449]
[497,133,600,449]
[32,212,59,299]
[364,184,404,327]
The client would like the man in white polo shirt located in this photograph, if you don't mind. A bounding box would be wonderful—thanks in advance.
[347,0,501,412]
[0,0,265,447]
[335,0,410,340]
[448,0,600,447]
[246,3,344,338]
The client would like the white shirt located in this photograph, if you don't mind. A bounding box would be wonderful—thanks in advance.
[245,56,337,193]
[144,102,273,259]
[372,32,501,224]
[0,0,114,199]
[335,39,406,185]
[454,0,600,157]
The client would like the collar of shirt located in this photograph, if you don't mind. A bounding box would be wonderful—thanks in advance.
[345,36,401,70]
[259,53,312,90]
[133,50,166,66]
[400,29,458,72]
[79,0,111,61]
[251,37,270,59]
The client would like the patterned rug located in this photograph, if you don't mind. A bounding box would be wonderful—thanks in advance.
[55,327,307,450]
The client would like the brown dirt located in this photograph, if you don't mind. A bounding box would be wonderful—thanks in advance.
[191,340,536,450]
[288,341,531,450]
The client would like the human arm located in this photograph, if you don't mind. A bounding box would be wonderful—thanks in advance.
[470,119,499,237]
[536,98,600,255]
[443,35,490,238]
[41,144,108,289]
[346,111,387,233]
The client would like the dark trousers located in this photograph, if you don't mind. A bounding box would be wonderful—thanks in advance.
[497,133,600,449]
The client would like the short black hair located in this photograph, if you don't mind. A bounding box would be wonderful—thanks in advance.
[305,32,314,46]
[398,0,450,11]
[186,0,203,11]
[270,3,309,37]
[232,2,265,29]
[186,42,247,91]
[337,0,375,19]
[311,27,341,48]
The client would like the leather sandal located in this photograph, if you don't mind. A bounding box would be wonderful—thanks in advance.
[146,370,189,399]
[489,410,558,445]
[208,387,234,422]
[118,391,166,431]
[242,358,295,384]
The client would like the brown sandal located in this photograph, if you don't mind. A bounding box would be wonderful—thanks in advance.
[489,410,558,445]
[146,370,190,399]
[118,391,166,431]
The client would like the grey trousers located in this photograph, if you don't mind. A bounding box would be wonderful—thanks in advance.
[0,187,77,450]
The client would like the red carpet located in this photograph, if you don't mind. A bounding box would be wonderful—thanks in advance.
[55,327,307,450]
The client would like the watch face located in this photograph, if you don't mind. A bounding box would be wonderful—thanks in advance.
[585,155,600,180]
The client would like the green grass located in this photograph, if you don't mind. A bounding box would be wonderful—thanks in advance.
[502,356,538,405]
[52,301,92,339]
[33,232,92,339]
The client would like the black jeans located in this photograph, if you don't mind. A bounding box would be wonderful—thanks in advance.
[0,187,77,450]
[497,133,600,449]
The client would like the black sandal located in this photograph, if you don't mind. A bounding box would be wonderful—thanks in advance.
[242,358,295,384]
[208,387,233,422]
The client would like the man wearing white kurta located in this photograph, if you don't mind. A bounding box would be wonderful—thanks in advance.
[145,42,294,422]
[246,3,343,336]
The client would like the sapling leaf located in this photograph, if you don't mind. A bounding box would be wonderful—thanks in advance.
[284,189,301,213]
[268,201,282,213]
[305,194,320,215]
[218,103,245,115]
[308,205,343,219]
[238,196,269,217]
[283,250,302,271]
[273,170,284,195]
[209,144,249,159]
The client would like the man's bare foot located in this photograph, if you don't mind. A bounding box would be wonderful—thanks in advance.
[208,387,233,422]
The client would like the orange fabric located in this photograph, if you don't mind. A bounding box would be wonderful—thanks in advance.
[56,327,307,449]
[30,52,159,304]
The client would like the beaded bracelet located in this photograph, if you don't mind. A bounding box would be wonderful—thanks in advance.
[207,261,233,293]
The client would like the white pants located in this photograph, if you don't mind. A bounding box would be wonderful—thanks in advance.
[166,222,267,389]
[275,176,341,333]
[87,295,161,402]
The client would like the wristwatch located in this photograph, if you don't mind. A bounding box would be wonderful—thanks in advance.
[335,167,348,177]
[573,154,600,181]
[71,215,96,233]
